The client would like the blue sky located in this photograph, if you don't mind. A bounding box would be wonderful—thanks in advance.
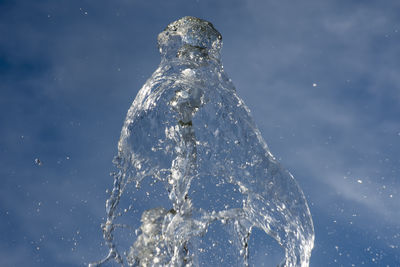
[0,0,399,266]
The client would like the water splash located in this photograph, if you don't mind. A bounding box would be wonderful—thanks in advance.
[90,16,314,267]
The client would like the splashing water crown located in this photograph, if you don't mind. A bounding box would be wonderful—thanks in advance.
[158,16,222,61]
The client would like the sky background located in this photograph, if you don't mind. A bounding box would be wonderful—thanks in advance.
[1,0,400,266]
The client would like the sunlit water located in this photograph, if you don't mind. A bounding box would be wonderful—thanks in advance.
[90,16,314,267]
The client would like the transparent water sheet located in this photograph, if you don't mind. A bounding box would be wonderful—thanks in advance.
[90,16,314,267]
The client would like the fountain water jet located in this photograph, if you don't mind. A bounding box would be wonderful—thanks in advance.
[90,16,314,267]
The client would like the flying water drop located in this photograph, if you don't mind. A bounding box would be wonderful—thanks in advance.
[90,16,314,267]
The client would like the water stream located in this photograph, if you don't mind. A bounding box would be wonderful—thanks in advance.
[90,16,314,267]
